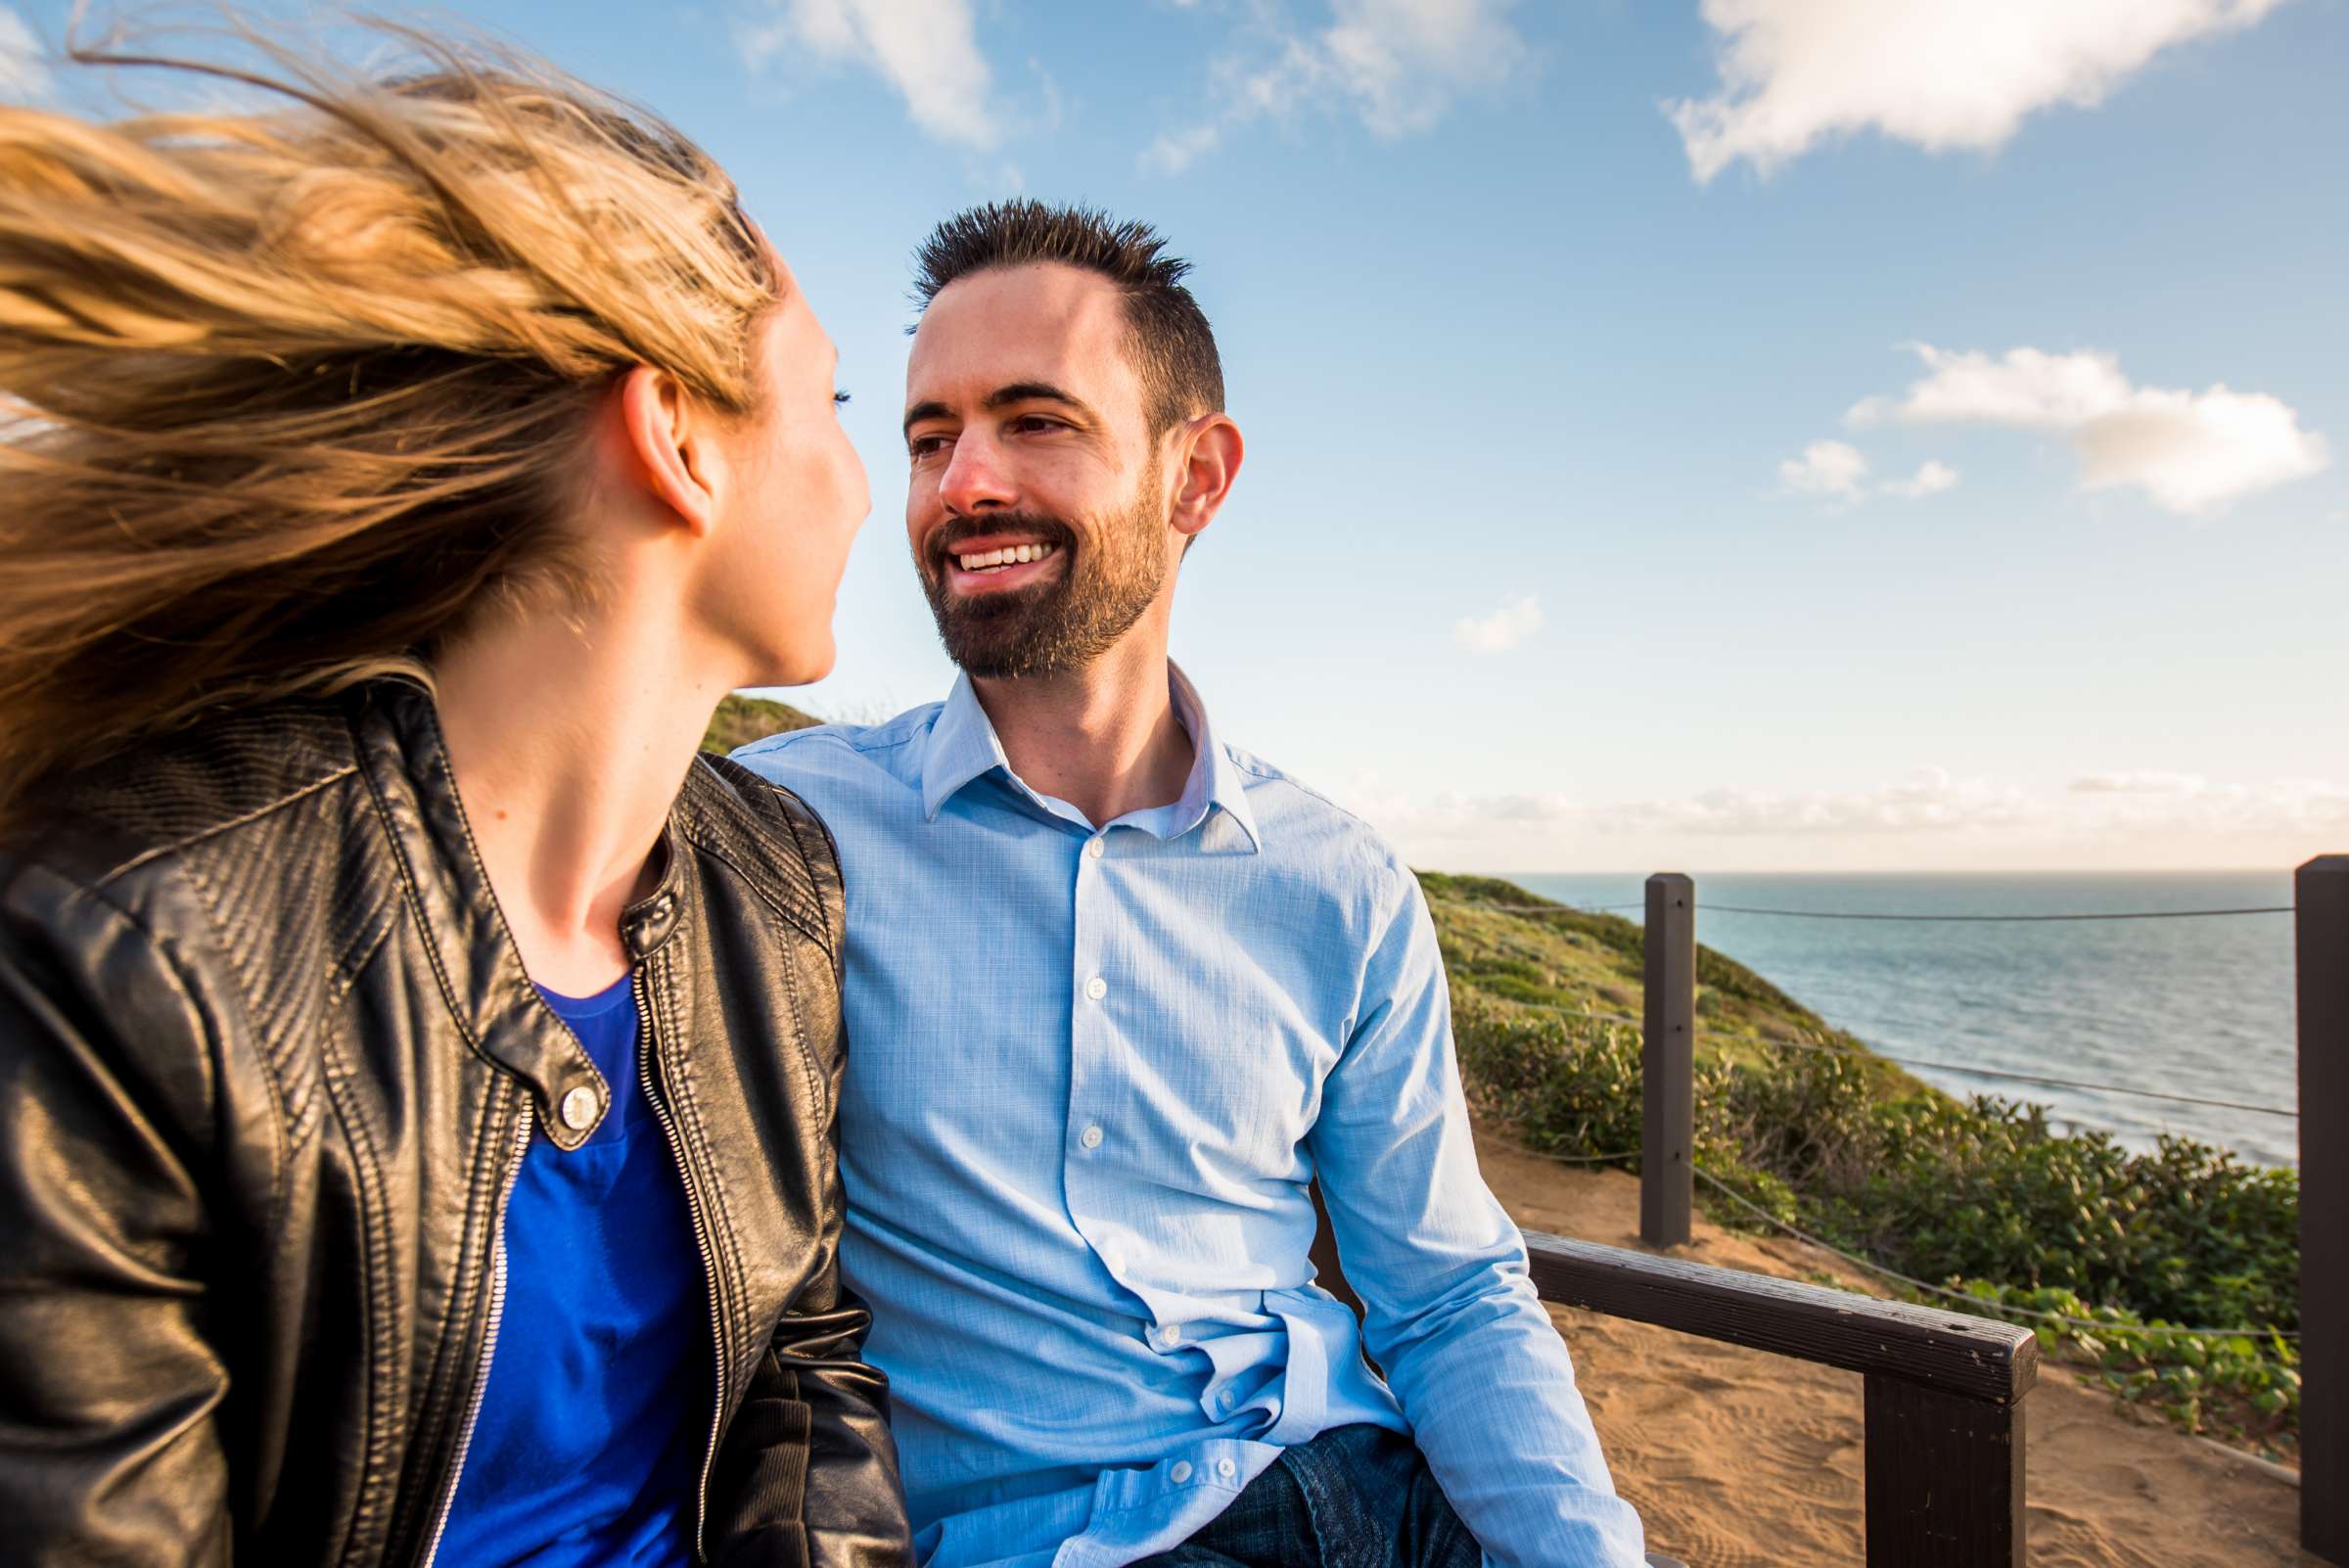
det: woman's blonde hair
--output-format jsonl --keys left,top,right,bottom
{"left": 0, "top": 18, "right": 775, "bottom": 822}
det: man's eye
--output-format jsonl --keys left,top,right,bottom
{"left": 908, "top": 436, "right": 947, "bottom": 459}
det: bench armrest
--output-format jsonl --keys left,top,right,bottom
{"left": 1521, "top": 1229, "right": 2038, "bottom": 1406}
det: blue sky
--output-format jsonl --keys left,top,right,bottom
{"left": 8, "top": 0, "right": 2345, "bottom": 871}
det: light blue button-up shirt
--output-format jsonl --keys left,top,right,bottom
{"left": 733, "top": 668, "right": 1643, "bottom": 1568}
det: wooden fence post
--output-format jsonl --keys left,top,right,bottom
{"left": 1641, "top": 872, "right": 1695, "bottom": 1248}
{"left": 2301, "top": 854, "right": 2346, "bottom": 1564}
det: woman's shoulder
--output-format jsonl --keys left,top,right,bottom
{"left": 675, "top": 751, "right": 845, "bottom": 951}
{"left": 5, "top": 699, "right": 362, "bottom": 899}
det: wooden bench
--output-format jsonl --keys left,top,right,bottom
{"left": 1309, "top": 1201, "right": 2039, "bottom": 1567}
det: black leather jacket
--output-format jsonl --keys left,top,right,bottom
{"left": 0, "top": 683, "right": 913, "bottom": 1567}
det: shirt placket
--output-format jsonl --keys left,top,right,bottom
{"left": 1067, "top": 827, "right": 1119, "bottom": 1279}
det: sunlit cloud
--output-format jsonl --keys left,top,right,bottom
{"left": 1602, "top": 768, "right": 2040, "bottom": 837}
{"left": 1145, "top": 0, "right": 1528, "bottom": 174}
{"left": 1779, "top": 438, "right": 1867, "bottom": 498}
{"left": 1881, "top": 459, "right": 1959, "bottom": 499}
{"left": 1453, "top": 593, "right": 1542, "bottom": 654}
{"left": 744, "top": 0, "right": 1001, "bottom": 150}
{"left": 2071, "top": 770, "right": 2210, "bottom": 794}
{"left": 1778, "top": 441, "right": 1958, "bottom": 502}
{"left": 1353, "top": 767, "right": 2349, "bottom": 853}
{"left": 1849, "top": 344, "right": 2329, "bottom": 514}
{"left": 1667, "top": 0, "right": 2291, "bottom": 183}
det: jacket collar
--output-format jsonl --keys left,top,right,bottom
{"left": 356, "top": 681, "right": 684, "bottom": 1150}
{"left": 919, "top": 662, "right": 1261, "bottom": 852}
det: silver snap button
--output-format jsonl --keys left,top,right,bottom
{"left": 559, "top": 1086, "right": 599, "bottom": 1131}
{"left": 1083, "top": 975, "right": 1108, "bottom": 1001}
{"left": 1170, "top": 1460, "right": 1193, "bottom": 1484}
{"left": 1085, "top": 836, "right": 1105, "bottom": 859}
{"left": 1080, "top": 1125, "right": 1104, "bottom": 1150}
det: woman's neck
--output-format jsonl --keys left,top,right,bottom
{"left": 433, "top": 595, "right": 739, "bottom": 996}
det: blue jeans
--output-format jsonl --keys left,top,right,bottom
{"left": 1130, "top": 1424, "right": 1482, "bottom": 1568}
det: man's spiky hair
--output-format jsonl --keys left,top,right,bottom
{"left": 912, "top": 201, "right": 1224, "bottom": 434}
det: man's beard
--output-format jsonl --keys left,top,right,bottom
{"left": 917, "top": 470, "right": 1169, "bottom": 680}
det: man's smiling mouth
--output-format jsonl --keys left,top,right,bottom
{"left": 955, "top": 541, "right": 1060, "bottom": 575}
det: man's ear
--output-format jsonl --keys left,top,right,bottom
{"left": 1169, "top": 414, "right": 1244, "bottom": 542}
{"left": 613, "top": 364, "right": 719, "bottom": 536}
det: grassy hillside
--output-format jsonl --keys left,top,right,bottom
{"left": 701, "top": 692, "right": 821, "bottom": 756}
{"left": 1418, "top": 869, "right": 1909, "bottom": 1081}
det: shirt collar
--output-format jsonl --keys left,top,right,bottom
{"left": 920, "top": 670, "right": 1013, "bottom": 823}
{"left": 918, "top": 663, "right": 1262, "bottom": 853}
{"left": 1165, "top": 662, "right": 1262, "bottom": 853}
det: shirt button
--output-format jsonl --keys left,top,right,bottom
{"left": 1080, "top": 1125, "right": 1104, "bottom": 1150}
{"left": 1170, "top": 1461, "right": 1193, "bottom": 1485}
{"left": 1085, "top": 836, "right": 1106, "bottom": 859}
{"left": 1216, "top": 1457, "right": 1237, "bottom": 1480}
{"left": 1083, "top": 976, "right": 1108, "bottom": 1002}
{"left": 1152, "top": 1322, "right": 1183, "bottom": 1348}
{"left": 559, "top": 1086, "right": 599, "bottom": 1131}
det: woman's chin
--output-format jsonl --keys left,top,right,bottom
{"left": 753, "top": 641, "right": 835, "bottom": 691}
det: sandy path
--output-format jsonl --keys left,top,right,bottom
{"left": 1471, "top": 1130, "right": 2318, "bottom": 1568}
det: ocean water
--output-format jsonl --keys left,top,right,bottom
{"left": 1507, "top": 871, "right": 2300, "bottom": 1169}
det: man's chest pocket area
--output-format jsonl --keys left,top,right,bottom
{"left": 1106, "top": 989, "right": 1342, "bottom": 1189}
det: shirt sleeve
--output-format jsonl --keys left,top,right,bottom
{"left": 1306, "top": 869, "right": 1648, "bottom": 1568}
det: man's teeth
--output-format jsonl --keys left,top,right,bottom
{"left": 955, "top": 542, "right": 1057, "bottom": 573}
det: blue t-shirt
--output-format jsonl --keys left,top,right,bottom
{"left": 434, "top": 972, "right": 705, "bottom": 1568}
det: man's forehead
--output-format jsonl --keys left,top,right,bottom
{"left": 905, "top": 262, "right": 1138, "bottom": 404}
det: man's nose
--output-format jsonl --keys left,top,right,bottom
{"left": 938, "top": 432, "right": 1017, "bottom": 516}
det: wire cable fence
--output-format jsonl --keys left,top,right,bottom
{"left": 1485, "top": 1134, "right": 1641, "bottom": 1168}
{"left": 1429, "top": 896, "right": 2292, "bottom": 923}
{"left": 1430, "top": 898, "right": 1646, "bottom": 917}
{"left": 1683, "top": 1167, "right": 2300, "bottom": 1344}
{"left": 1726, "top": 1032, "right": 2299, "bottom": 1120}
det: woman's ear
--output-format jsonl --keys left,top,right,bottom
{"left": 612, "top": 365, "right": 720, "bottom": 536}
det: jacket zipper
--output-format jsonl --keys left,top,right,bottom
{"left": 418, "top": 1105, "right": 534, "bottom": 1568}
{"left": 635, "top": 968, "right": 727, "bottom": 1562}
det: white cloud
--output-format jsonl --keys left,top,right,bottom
{"left": 1453, "top": 593, "right": 1542, "bottom": 654}
{"left": 2063, "top": 773, "right": 2349, "bottom": 836}
{"left": 1666, "top": 0, "right": 2290, "bottom": 183}
{"left": 1882, "top": 458, "right": 1959, "bottom": 499}
{"left": 2070, "top": 769, "right": 2209, "bottom": 794}
{"left": 1350, "top": 763, "right": 2349, "bottom": 865}
{"left": 2, "top": 6, "right": 48, "bottom": 100}
{"left": 1780, "top": 440, "right": 1958, "bottom": 503}
{"left": 1602, "top": 768, "right": 2041, "bottom": 837}
{"left": 1145, "top": 0, "right": 1527, "bottom": 174}
{"left": 1850, "top": 344, "right": 2329, "bottom": 514}
{"left": 1779, "top": 438, "right": 1868, "bottom": 497}
{"left": 745, "top": 0, "right": 1000, "bottom": 151}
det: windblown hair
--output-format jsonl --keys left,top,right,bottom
{"left": 0, "top": 19, "right": 775, "bottom": 827}
{"left": 911, "top": 201, "right": 1223, "bottom": 435}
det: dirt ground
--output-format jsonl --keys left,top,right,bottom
{"left": 1471, "top": 1129, "right": 2319, "bottom": 1568}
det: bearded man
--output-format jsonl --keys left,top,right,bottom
{"left": 733, "top": 203, "right": 1647, "bottom": 1568}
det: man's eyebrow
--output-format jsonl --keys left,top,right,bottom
{"left": 982, "top": 381, "right": 1090, "bottom": 418}
{"left": 902, "top": 382, "right": 1097, "bottom": 438}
